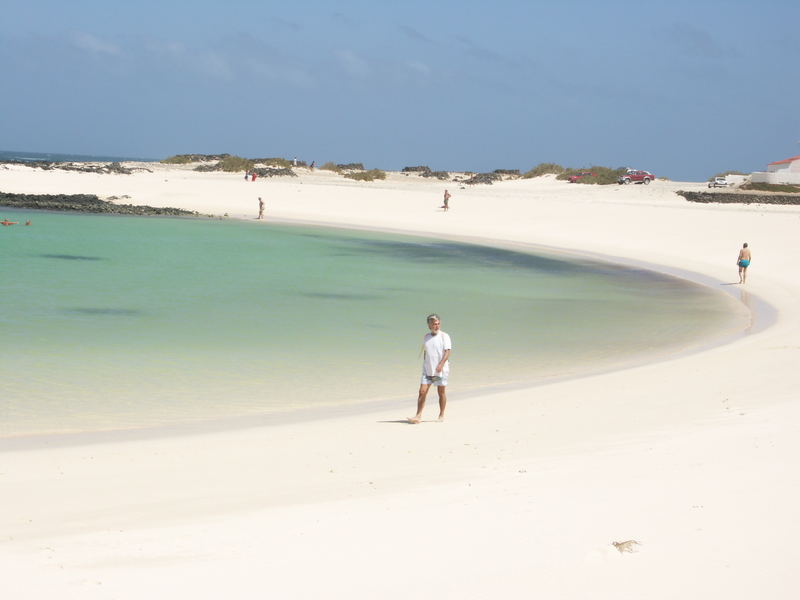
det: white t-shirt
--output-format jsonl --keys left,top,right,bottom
{"left": 422, "top": 331, "right": 452, "bottom": 377}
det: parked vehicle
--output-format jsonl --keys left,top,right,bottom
{"left": 708, "top": 176, "right": 730, "bottom": 188}
{"left": 567, "top": 172, "right": 595, "bottom": 183}
{"left": 618, "top": 170, "right": 654, "bottom": 185}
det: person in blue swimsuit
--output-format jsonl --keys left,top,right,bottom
{"left": 737, "top": 242, "right": 751, "bottom": 284}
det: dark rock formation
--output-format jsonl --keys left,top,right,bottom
{"left": 193, "top": 162, "right": 296, "bottom": 177}
{"left": 463, "top": 172, "right": 503, "bottom": 185}
{"left": 402, "top": 166, "right": 450, "bottom": 180}
{"left": 677, "top": 191, "right": 800, "bottom": 206}
{"left": 0, "top": 191, "right": 199, "bottom": 216}
{"left": 0, "top": 160, "right": 145, "bottom": 174}
{"left": 162, "top": 154, "right": 231, "bottom": 163}
{"left": 251, "top": 167, "right": 297, "bottom": 178}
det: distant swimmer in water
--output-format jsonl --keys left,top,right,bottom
{"left": 25, "top": 220, "right": 31, "bottom": 226}
{"left": 737, "top": 242, "right": 752, "bottom": 284}
{"left": 1, "top": 218, "right": 18, "bottom": 226}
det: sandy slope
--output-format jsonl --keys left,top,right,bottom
{"left": 2, "top": 165, "right": 799, "bottom": 599}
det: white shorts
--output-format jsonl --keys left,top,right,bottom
{"left": 421, "top": 373, "right": 448, "bottom": 387}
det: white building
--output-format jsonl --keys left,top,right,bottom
{"left": 751, "top": 155, "right": 800, "bottom": 185}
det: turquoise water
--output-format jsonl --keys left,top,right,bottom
{"left": 0, "top": 210, "right": 746, "bottom": 436}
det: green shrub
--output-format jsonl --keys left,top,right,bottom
{"left": 162, "top": 155, "right": 194, "bottom": 164}
{"left": 193, "top": 163, "right": 219, "bottom": 172}
{"left": 740, "top": 182, "right": 800, "bottom": 193}
{"left": 522, "top": 163, "right": 564, "bottom": 178}
{"left": 337, "top": 163, "right": 365, "bottom": 171}
{"left": 557, "top": 166, "right": 627, "bottom": 185}
{"left": 320, "top": 162, "right": 342, "bottom": 173}
{"left": 253, "top": 157, "right": 293, "bottom": 168}
{"left": 344, "top": 169, "right": 386, "bottom": 182}
{"left": 218, "top": 155, "right": 254, "bottom": 172}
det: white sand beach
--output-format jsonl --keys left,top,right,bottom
{"left": 2, "top": 164, "right": 800, "bottom": 599}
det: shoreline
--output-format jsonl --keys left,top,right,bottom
{"left": 3, "top": 164, "right": 800, "bottom": 598}
{"left": 0, "top": 215, "right": 757, "bottom": 451}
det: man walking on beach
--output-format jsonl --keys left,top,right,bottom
{"left": 409, "top": 314, "right": 452, "bottom": 424}
{"left": 737, "top": 242, "right": 751, "bottom": 284}
{"left": 442, "top": 189, "right": 451, "bottom": 211}
{"left": 258, "top": 197, "right": 265, "bottom": 220}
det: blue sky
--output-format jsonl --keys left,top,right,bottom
{"left": 1, "top": 0, "right": 798, "bottom": 181}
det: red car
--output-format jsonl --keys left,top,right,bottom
{"left": 618, "top": 170, "right": 654, "bottom": 185}
{"left": 567, "top": 171, "right": 595, "bottom": 183}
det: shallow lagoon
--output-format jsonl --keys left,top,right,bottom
{"left": 0, "top": 211, "right": 746, "bottom": 436}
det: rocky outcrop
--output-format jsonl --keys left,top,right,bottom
{"left": 0, "top": 191, "right": 199, "bottom": 216}
{"left": 0, "top": 160, "right": 144, "bottom": 174}
{"left": 463, "top": 172, "right": 503, "bottom": 185}
{"left": 252, "top": 167, "right": 297, "bottom": 178}
{"left": 422, "top": 170, "right": 450, "bottom": 180}
{"left": 402, "top": 166, "right": 450, "bottom": 180}
{"left": 677, "top": 191, "right": 800, "bottom": 205}
{"left": 162, "top": 154, "right": 231, "bottom": 163}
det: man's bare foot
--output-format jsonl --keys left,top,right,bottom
{"left": 407, "top": 417, "right": 421, "bottom": 424}
{"left": 436, "top": 415, "right": 445, "bottom": 422}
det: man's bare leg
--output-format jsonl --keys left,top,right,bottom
{"left": 408, "top": 384, "right": 430, "bottom": 424}
{"left": 436, "top": 386, "right": 447, "bottom": 421}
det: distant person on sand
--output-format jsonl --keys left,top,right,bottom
{"left": 244, "top": 171, "right": 249, "bottom": 181}
{"left": 408, "top": 314, "right": 452, "bottom": 424}
{"left": 737, "top": 242, "right": 752, "bottom": 284}
{"left": 258, "top": 197, "right": 265, "bottom": 220}
{"left": 251, "top": 172, "right": 257, "bottom": 182}
{"left": 442, "top": 189, "right": 451, "bottom": 211}
{"left": 309, "top": 161, "right": 315, "bottom": 170}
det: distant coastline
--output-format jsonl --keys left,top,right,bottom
{"left": 0, "top": 149, "right": 158, "bottom": 164}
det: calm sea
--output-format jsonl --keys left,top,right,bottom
{"left": 0, "top": 149, "right": 157, "bottom": 163}
{"left": 0, "top": 210, "right": 747, "bottom": 437}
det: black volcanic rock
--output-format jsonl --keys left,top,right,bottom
{"left": 0, "top": 191, "right": 199, "bottom": 216}
{"left": 677, "top": 191, "right": 800, "bottom": 205}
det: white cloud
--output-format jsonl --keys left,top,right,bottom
{"left": 337, "top": 49, "right": 370, "bottom": 78}
{"left": 71, "top": 32, "right": 120, "bottom": 56}
{"left": 248, "top": 59, "right": 315, "bottom": 88}
{"left": 198, "top": 52, "right": 234, "bottom": 80}
{"left": 405, "top": 61, "right": 432, "bottom": 77}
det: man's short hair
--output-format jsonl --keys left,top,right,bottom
{"left": 427, "top": 313, "right": 440, "bottom": 323}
